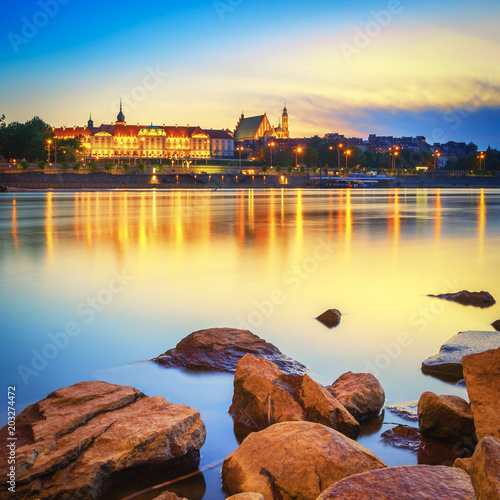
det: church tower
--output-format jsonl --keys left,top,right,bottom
{"left": 87, "top": 113, "right": 94, "bottom": 128}
{"left": 116, "top": 99, "right": 126, "bottom": 125}
{"left": 282, "top": 104, "right": 289, "bottom": 138}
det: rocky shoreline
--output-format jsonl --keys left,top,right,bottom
{"left": 2, "top": 325, "right": 499, "bottom": 499}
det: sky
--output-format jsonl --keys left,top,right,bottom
{"left": 1, "top": 0, "right": 500, "bottom": 149}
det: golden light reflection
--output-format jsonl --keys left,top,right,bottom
{"left": 12, "top": 199, "right": 18, "bottom": 253}
{"left": 45, "top": 192, "right": 56, "bottom": 262}
{"left": 295, "top": 190, "right": 304, "bottom": 253}
{"left": 344, "top": 189, "right": 352, "bottom": 259}
{"left": 248, "top": 190, "right": 255, "bottom": 233}
{"left": 392, "top": 191, "right": 401, "bottom": 256}
{"left": 478, "top": 189, "right": 486, "bottom": 262}
{"left": 434, "top": 190, "right": 442, "bottom": 246}
{"left": 139, "top": 192, "right": 147, "bottom": 248}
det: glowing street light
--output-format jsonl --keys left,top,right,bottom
{"left": 269, "top": 141, "right": 275, "bottom": 168}
{"left": 295, "top": 146, "right": 302, "bottom": 169}
{"left": 46, "top": 139, "right": 52, "bottom": 163}
{"left": 433, "top": 149, "right": 441, "bottom": 170}
{"left": 345, "top": 149, "right": 352, "bottom": 169}
{"left": 236, "top": 146, "right": 244, "bottom": 168}
{"left": 477, "top": 151, "right": 485, "bottom": 170}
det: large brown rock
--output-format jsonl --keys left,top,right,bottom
{"left": 428, "top": 290, "right": 495, "bottom": 308}
{"left": 228, "top": 354, "right": 360, "bottom": 439}
{"left": 462, "top": 348, "right": 500, "bottom": 441}
{"left": 316, "top": 309, "right": 342, "bottom": 328}
{"left": 317, "top": 465, "right": 477, "bottom": 499}
{"left": 0, "top": 382, "right": 206, "bottom": 499}
{"left": 491, "top": 320, "right": 500, "bottom": 331}
{"left": 153, "top": 328, "right": 307, "bottom": 375}
{"left": 226, "top": 494, "right": 264, "bottom": 500}
{"left": 468, "top": 437, "right": 500, "bottom": 499}
{"left": 421, "top": 331, "right": 500, "bottom": 380}
{"left": 153, "top": 493, "right": 188, "bottom": 500}
{"left": 326, "top": 372, "right": 385, "bottom": 420}
{"left": 418, "top": 391, "right": 476, "bottom": 443}
{"left": 222, "top": 421, "right": 386, "bottom": 500}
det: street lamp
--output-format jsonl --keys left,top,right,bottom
{"left": 295, "top": 147, "right": 302, "bottom": 169}
{"left": 46, "top": 139, "right": 52, "bottom": 163}
{"left": 345, "top": 149, "right": 352, "bottom": 169}
{"left": 477, "top": 151, "right": 485, "bottom": 171}
{"left": 389, "top": 146, "right": 400, "bottom": 171}
{"left": 269, "top": 141, "right": 275, "bottom": 168}
{"left": 236, "top": 146, "right": 244, "bottom": 168}
{"left": 433, "top": 149, "right": 441, "bottom": 170}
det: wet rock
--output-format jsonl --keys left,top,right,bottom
{"left": 381, "top": 425, "right": 472, "bottom": 465}
{"left": 222, "top": 421, "right": 386, "bottom": 500}
{"left": 226, "top": 494, "right": 264, "bottom": 500}
{"left": 153, "top": 493, "right": 188, "bottom": 500}
{"left": 386, "top": 401, "right": 419, "bottom": 422}
{"left": 428, "top": 290, "right": 495, "bottom": 308}
{"left": 492, "top": 320, "right": 500, "bottom": 331}
{"left": 468, "top": 437, "right": 500, "bottom": 499}
{"left": 462, "top": 347, "right": 500, "bottom": 441}
{"left": 228, "top": 354, "right": 360, "bottom": 439}
{"left": 418, "top": 392, "right": 476, "bottom": 443}
{"left": 316, "top": 309, "right": 342, "bottom": 328}
{"left": 0, "top": 382, "right": 206, "bottom": 499}
{"left": 153, "top": 328, "right": 307, "bottom": 376}
{"left": 421, "top": 331, "right": 500, "bottom": 380}
{"left": 326, "top": 372, "right": 385, "bottom": 420}
{"left": 317, "top": 465, "right": 477, "bottom": 499}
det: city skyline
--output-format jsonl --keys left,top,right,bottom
{"left": 1, "top": 0, "right": 500, "bottom": 149}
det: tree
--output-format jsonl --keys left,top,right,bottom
{"left": 274, "top": 164, "right": 282, "bottom": 173}
{"left": 121, "top": 162, "right": 130, "bottom": 174}
{"left": 137, "top": 162, "right": 146, "bottom": 172}
{"left": 72, "top": 162, "right": 82, "bottom": 173}
{"left": 299, "top": 165, "right": 305, "bottom": 173}
{"left": 104, "top": 161, "right": 114, "bottom": 173}
{"left": 261, "top": 165, "right": 269, "bottom": 173}
{"left": 19, "top": 160, "right": 29, "bottom": 171}
{"left": 59, "top": 162, "right": 69, "bottom": 173}
{"left": 88, "top": 160, "right": 97, "bottom": 173}
{"left": 303, "top": 146, "right": 320, "bottom": 171}
{"left": 287, "top": 165, "right": 293, "bottom": 174}
{"left": 37, "top": 160, "right": 47, "bottom": 172}
{"left": 155, "top": 164, "right": 163, "bottom": 173}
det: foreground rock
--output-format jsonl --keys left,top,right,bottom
{"left": 153, "top": 493, "right": 188, "bottom": 500}
{"left": 153, "top": 328, "right": 307, "bottom": 376}
{"left": 317, "top": 465, "right": 477, "bottom": 499}
{"left": 421, "top": 331, "right": 500, "bottom": 380}
{"left": 222, "top": 421, "right": 386, "bottom": 500}
{"left": 468, "top": 437, "right": 500, "bottom": 499}
{"left": 492, "top": 320, "right": 500, "bottom": 331}
{"left": 428, "top": 290, "right": 495, "bottom": 308}
{"left": 418, "top": 392, "right": 476, "bottom": 443}
{"left": 381, "top": 425, "right": 472, "bottom": 465}
{"left": 0, "top": 382, "right": 206, "bottom": 499}
{"left": 229, "top": 354, "right": 360, "bottom": 439}
{"left": 326, "top": 372, "right": 385, "bottom": 420}
{"left": 316, "top": 309, "right": 342, "bottom": 328}
{"left": 386, "top": 401, "right": 419, "bottom": 421}
{"left": 226, "top": 494, "right": 264, "bottom": 500}
{"left": 462, "top": 347, "right": 500, "bottom": 441}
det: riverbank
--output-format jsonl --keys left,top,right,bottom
{"left": 1, "top": 172, "right": 499, "bottom": 190}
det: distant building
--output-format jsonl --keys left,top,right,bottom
{"left": 234, "top": 105, "right": 290, "bottom": 141}
{"left": 52, "top": 102, "right": 234, "bottom": 160}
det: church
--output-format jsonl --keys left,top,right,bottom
{"left": 52, "top": 103, "right": 235, "bottom": 161}
{"left": 234, "top": 105, "right": 290, "bottom": 141}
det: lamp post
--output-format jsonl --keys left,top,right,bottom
{"left": 236, "top": 146, "right": 244, "bottom": 168}
{"left": 269, "top": 141, "right": 275, "bottom": 168}
{"left": 295, "top": 147, "right": 302, "bottom": 169}
{"left": 345, "top": 149, "right": 352, "bottom": 169}
{"left": 46, "top": 139, "right": 52, "bottom": 163}
{"left": 337, "top": 143, "right": 344, "bottom": 170}
{"left": 433, "top": 149, "right": 441, "bottom": 170}
{"left": 477, "top": 151, "right": 485, "bottom": 171}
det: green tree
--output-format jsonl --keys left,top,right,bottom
{"left": 261, "top": 165, "right": 269, "bottom": 173}
{"left": 303, "top": 146, "right": 320, "bottom": 171}
{"left": 121, "top": 162, "right": 130, "bottom": 174}
{"left": 104, "top": 161, "right": 115, "bottom": 173}
{"left": 137, "top": 162, "right": 146, "bottom": 172}
{"left": 274, "top": 164, "right": 282, "bottom": 173}
{"left": 72, "top": 162, "right": 82, "bottom": 173}
{"left": 59, "top": 162, "right": 69, "bottom": 173}
{"left": 37, "top": 160, "right": 47, "bottom": 172}
{"left": 299, "top": 165, "right": 305, "bottom": 174}
{"left": 19, "top": 160, "right": 29, "bottom": 171}
{"left": 287, "top": 164, "right": 293, "bottom": 174}
{"left": 88, "top": 160, "right": 97, "bottom": 173}
{"left": 155, "top": 163, "right": 163, "bottom": 173}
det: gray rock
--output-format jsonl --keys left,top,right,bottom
{"left": 153, "top": 327, "right": 307, "bottom": 376}
{"left": 421, "top": 331, "right": 500, "bottom": 380}
{"left": 428, "top": 290, "right": 495, "bottom": 308}
{"left": 0, "top": 382, "right": 206, "bottom": 499}
{"left": 386, "top": 401, "right": 419, "bottom": 422}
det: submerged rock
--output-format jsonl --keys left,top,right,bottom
{"left": 153, "top": 327, "right": 307, "bottom": 376}
{"left": 462, "top": 347, "right": 500, "bottom": 441}
{"left": 421, "top": 331, "right": 500, "bottom": 380}
{"left": 428, "top": 290, "right": 495, "bottom": 308}
{"left": 0, "top": 382, "right": 206, "bottom": 499}
{"left": 222, "top": 421, "right": 386, "bottom": 500}
{"left": 492, "top": 320, "right": 500, "bottom": 331}
{"left": 386, "top": 401, "right": 419, "bottom": 422}
{"left": 317, "top": 465, "right": 477, "bottom": 499}
{"left": 326, "top": 372, "right": 385, "bottom": 420}
{"left": 381, "top": 425, "right": 473, "bottom": 465}
{"left": 229, "top": 354, "right": 360, "bottom": 439}
{"left": 418, "top": 392, "right": 476, "bottom": 443}
{"left": 468, "top": 437, "right": 500, "bottom": 499}
{"left": 316, "top": 309, "right": 342, "bottom": 328}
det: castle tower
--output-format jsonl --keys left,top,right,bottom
{"left": 116, "top": 99, "right": 126, "bottom": 125}
{"left": 282, "top": 104, "right": 289, "bottom": 138}
{"left": 87, "top": 113, "right": 94, "bottom": 128}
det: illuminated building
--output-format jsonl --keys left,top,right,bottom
{"left": 234, "top": 105, "right": 290, "bottom": 141}
{"left": 52, "top": 102, "right": 234, "bottom": 160}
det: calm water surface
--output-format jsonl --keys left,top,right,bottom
{"left": 1, "top": 188, "right": 499, "bottom": 498}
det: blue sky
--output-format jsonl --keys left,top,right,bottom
{"left": 1, "top": 0, "right": 499, "bottom": 148}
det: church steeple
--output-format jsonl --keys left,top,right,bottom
{"left": 282, "top": 103, "right": 289, "bottom": 138}
{"left": 87, "top": 113, "right": 94, "bottom": 128}
{"left": 116, "top": 99, "right": 126, "bottom": 124}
